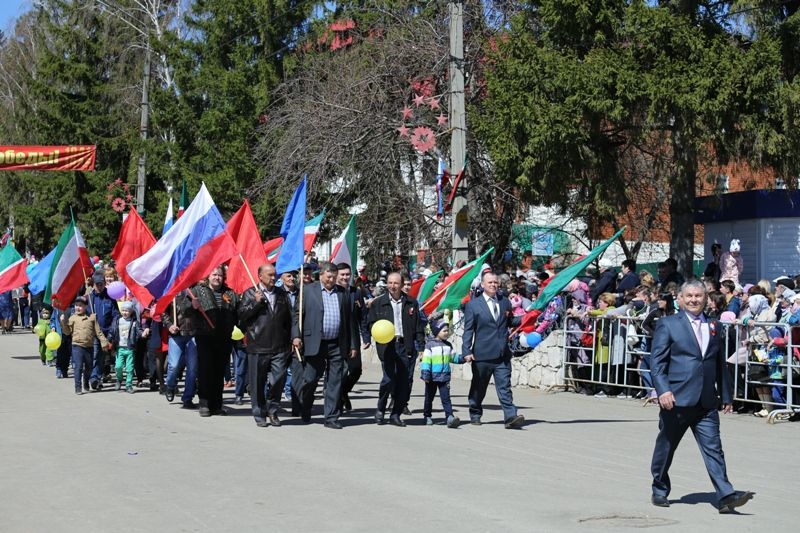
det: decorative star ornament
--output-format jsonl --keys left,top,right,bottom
{"left": 436, "top": 113, "right": 448, "bottom": 126}
{"left": 398, "top": 124, "right": 410, "bottom": 137}
{"left": 410, "top": 126, "right": 436, "bottom": 153}
{"left": 401, "top": 106, "right": 413, "bottom": 120}
{"left": 413, "top": 93, "right": 425, "bottom": 107}
{"left": 428, "top": 98, "right": 440, "bottom": 110}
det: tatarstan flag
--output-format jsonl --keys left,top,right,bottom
{"left": 330, "top": 215, "right": 357, "bottom": 268}
{"left": 45, "top": 219, "right": 93, "bottom": 310}
{"left": 421, "top": 248, "right": 493, "bottom": 314}
{"left": 0, "top": 244, "right": 29, "bottom": 293}
{"left": 416, "top": 270, "right": 444, "bottom": 303}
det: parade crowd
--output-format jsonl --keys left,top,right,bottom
{"left": 4, "top": 237, "right": 798, "bottom": 426}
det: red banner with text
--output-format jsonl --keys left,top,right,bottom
{"left": 0, "top": 145, "right": 96, "bottom": 171}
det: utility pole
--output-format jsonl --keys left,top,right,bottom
{"left": 448, "top": 1, "right": 469, "bottom": 265}
{"left": 136, "top": 41, "right": 151, "bottom": 215}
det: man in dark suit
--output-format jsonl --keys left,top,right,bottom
{"left": 650, "top": 280, "right": 753, "bottom": 513}
{"left": 462, "top": 271, "right": 524, "bottom": 429}
{"left": 291, "top": 262, "right": 358, "bottom": 429}
{"left": 336, "top": 263, "right": 370, "bottom": 412}
{"left": 238, "top": 263, "right": 295, "bottom": 428}
{"left": 367, "top": 272, "right": 425, "bottom": 426}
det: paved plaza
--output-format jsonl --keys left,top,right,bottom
{"left": 0, "top": 330, "right": 796, "bottom": 532}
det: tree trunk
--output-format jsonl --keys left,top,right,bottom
{"left": 669, "top": 118, "right": 697, "bottom": 279}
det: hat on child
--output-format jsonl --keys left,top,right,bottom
{"left": 92, "top": 272, "right": 105, "bottom": 284}
{"left": 429, "top": 319, "right": 447, "bottom": 337}
{"left": 120, "top": 301, "right": 134, "bottom": 312}
{"left": 729, "top": 239, "right": 741, "bottom": 252}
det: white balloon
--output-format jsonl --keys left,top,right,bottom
{"left": 518, "top": 334, "right": 529, "bottom": 348}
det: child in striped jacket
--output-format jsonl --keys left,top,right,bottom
{"left": 420, "top": 320, "right": 462, "bottom": 428}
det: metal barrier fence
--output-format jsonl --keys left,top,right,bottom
{"left": 560, "top": 314, "right": 799, "bottom": 424}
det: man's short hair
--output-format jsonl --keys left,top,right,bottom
{"left": 720, "top": 279, "right": 736, "bottom": 293}
{"left": 665, "top": 258, "right": 678, "bottom": 270}
{"left": 680, "top": 279, "right": 707, "bottom": 295}
{"left": 622, "top": 259, "right": 636, "bottom": 272}
{"left": 336, "top": 262, "right": 352, "bottom": 272}
{"left": 481, "top": 270, "right": 497, "bottom": 281}
{"left": 317, "top": 261, "right": 338, "bottom": 274}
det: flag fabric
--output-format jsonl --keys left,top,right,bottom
{"left": 0, "top": 229, "right": 10, "bottom": 247}
{"left": 45, "top": 219, "right": 93, "bottom": 310}
{"left": 276, "top": 178, "right": 307, "bottom": 274}
{"left": 444, "top": 168, "right": 465, "bottom": 213}
{"left": 436, "top": 158, "right": 446, "bottom": 219}
{"left": 0, "top": 244, "right": 29, "bottom": 293}
{"left": 177, "top": 179, "right": 187, "bottom": 218}
{"left": 515, "top": 309, "right": 543, "bottom": 334}
{"left": 528, "top": 227, "right": 626, "bottom": 311}
{"left": 420, "top": 249, "right": 492, "bottom": 315}
{"left": 304, "top": 210, "right": 325, "bottom": 251}
{"left": 111, "top": 208, "right": 157, "bottom": 307}
{"left": 226, "top": 199, "right": 263, "bottom": 293}
{"left": 330, "top": 215, "right": 357, "bottom": 268}
{"left": 408, "top": 276, "right": 426, "bottom": 299}
{"left": 126, "top": 182, "right": 238, "bottom": 315}
{"left": 436, "top": 248, "right": 493, "bottom": 311}
{"left": 264, "top": 237, "right": 283, "bottom": 263}
{"left": 162, "top": 197, "right": 174, "bottom": 235}
{"left": 27, "top": 246, "right": 57, "bottom": 295}
{"left": 417, "top": 270, "right": 443, "bottom": 303}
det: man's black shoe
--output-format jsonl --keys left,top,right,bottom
{"left": 268, "top": 414, "right": 281, "bottom": 427}
{"left": 301, "top": 414, "right": 311, "bottom": 424}
{"left": 403, "top": 406, "right": 412, "bottom": 416}
{"left": 165, "top": 389, "right": 175, "bottom": 402}
{"left": 718, "top": 491, "right": 754, "bottom": 514}
{"left": 389, "top": 415, "right": 406, "bottom": 427}
{"left": 211, "top": 408, "right": 228, "bottom": 416}
{"left": 504, "top": 414, "right": 525, "bottom": 429}
{"left": 181, "top": 400, "right": 198, "bottom": 410}
{"left": 324, "top": 420, "right": 343, "bottom": 430}
{"left": 651, "top": 495, "right": 670, "bottom": 508}
{"left": 374, "top": 410, "right": 385, "bottom": 425}
{"left": 90, "top": 380, "right": 99, "bottom": 391}
{"left": 342, "top": 395, "right": 352, "bottom": 413}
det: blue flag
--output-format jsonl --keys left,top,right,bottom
{"left": 276, "top": 177, "right": 307, "bottom": 275}
{"left": 27, "top": 246, "right": 57, "bottom": 295}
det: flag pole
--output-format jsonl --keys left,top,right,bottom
{"left": 295, "top": 264, "right": 304, "bottom": 362}
{"left": 186, "top": 288, "right": 215, "bottom": 329}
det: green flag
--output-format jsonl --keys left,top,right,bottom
{"left": 528, "top": 227, "right": 626, "bottom": 311}
{"left": 436, "top": 248, "right": 494, "bottom": 311}
{"left": 417, "top": 270, "right": 444, "bottom": 303}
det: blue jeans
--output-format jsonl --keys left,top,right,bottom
{"left": 90, "top": 336, "right": 111, "bottom": 383}
{"left": 639, "top": 352, "right": 654, "bottom": 391}
{"left": 72, "top": 345, "right": 92, "bottom": 392}
{"left": 233, "top": 345, "right": 248, "bottom": 397}
{"left": 166, "top": 335, "right": 198, "bottom": 403}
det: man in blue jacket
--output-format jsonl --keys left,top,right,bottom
{"left": 461, "top": 271, "right": 524, "bottom": 429}
{"left": 89, "top": 272, "right": 118, "bottom": 390}
{"left": 649, "top": 280, "right": 753, "bottom": 513}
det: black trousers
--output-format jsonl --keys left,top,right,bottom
{"left": 290, "top": 339, "right": 343, "bottom": 422}
{"left": 377, "top": 340, "right": 414, "bottom": 416}
{"left": 341, "top": 350, "right": 362, "bottom": 400}
{"left": 249, "top": 351, "right": 289, "bottom": 419}
{"left": 147, "top": 349, "right": 166, "bottom": 389}
{"left": 196, "top": 335, "right": 232, "bottom": 411}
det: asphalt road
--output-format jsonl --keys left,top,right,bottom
{"left": 0, "top": 329, "right": 796, "bottom": 532}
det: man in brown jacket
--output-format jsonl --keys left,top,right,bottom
{"left": 60, "top": 297, "right": 110, "bottom": 395}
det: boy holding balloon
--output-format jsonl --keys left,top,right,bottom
{"left": 60, "top": 297, "right": 110, "bottom": 395}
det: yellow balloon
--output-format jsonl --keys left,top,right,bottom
{"left": 371, "top": 319, "right": 395, "bottom": 344}
{"left": 45, "top": 332, "right": 62, "bottom": 350}
{"left": 34, "top": 323, "right": 48, "bottom": 338}
{"left": 231, "top": 326, "right": 245, "bottom": 341}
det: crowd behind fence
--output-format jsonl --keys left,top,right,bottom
{"left": 560, "top": 315, "right": 799, "bottom": 424}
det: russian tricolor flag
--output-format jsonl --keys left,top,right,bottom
{"left": 126, "top": 183, "right": 237, "bottom": 315}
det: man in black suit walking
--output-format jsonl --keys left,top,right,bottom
{"left": 367, "top": 272, "right": 425, "bottom": 427}
{"left": 649, "top": 280, "right": 753, "bottom": 513}
{"left": 238, "top": 263, "right": 295, "bottom": 428}
{"left": 336, "top": 263, "right": 370, "bottom": 412}
{"left": 462, "top": 271, "right": 524, "bottom": 429}
{"left": 291, "top": 262, "right": 358, "bottom": 429}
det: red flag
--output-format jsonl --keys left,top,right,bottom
{"left": 226, "top": 199, "right": 264, "bottom": 293}
{"left": 111, "top": 209, "right": 157, "bottom": 307}
{"left": 444, "top": 168, "right": 465, "bottom": 212}
{"left": 408, "top": 276, "right": 425, "bottom": 299}
{"left": 516, "top": 309, "right": 542, "bottom": 334}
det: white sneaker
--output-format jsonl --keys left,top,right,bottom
{"left": 594, "top": 392, "right": 607, "bottom": 398}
